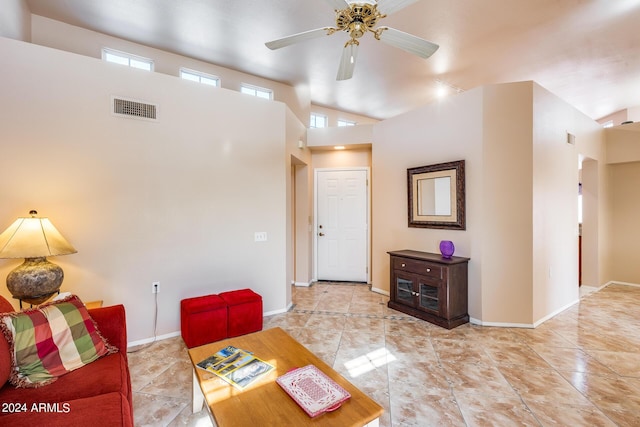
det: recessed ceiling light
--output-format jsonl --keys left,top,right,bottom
{"left": 334, "top": 146, "right": 346, "bottom": 150}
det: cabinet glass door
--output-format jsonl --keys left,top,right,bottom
{"left": 395, "top": 277, "right": 415, "bottom": 305}
{"left": 418, "top": 281, "right": 439, "bottom": 312}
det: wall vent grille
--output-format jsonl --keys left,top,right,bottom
{"left": 112, "top": 96, "right": 158, "bottom": 121}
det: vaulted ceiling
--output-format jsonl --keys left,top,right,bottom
{"left": 25, "top": 0, "right": 640, "bottom": 121}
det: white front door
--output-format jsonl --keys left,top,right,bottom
{"left": 316, "top": 169, "right": 368, "bottom": 282}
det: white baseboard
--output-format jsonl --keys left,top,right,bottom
{"left": 127, "top": 303, "right": 293, "bottom": 348}
{"left": 468, "top": 282, "right": 640, "bottom": 329}
{"left": 128, "top": 292, "right": 300, "bottom": 349}
{"left": 294, "top": 281, "right": 312, "bottom": 287}
{"left": 370, "top": 286, "right": 389, "bottom": 296}
{"left": 127, "top": 330, "right": 181, "bottom": 348}
{"left": 128, "top": 282, "right": 639, "bottom": 347}
{"left": 533, "top": 298, "right": 579, "bottom": 327}
{"left": 605, "top": 280, "right": 640, "bottom": 288}
{"left": 469, "top": 297, "right": 579, "bottom": 329}
{"left": 264, "top": 302, "right": 292, "bottom": 316}
{"left": 469, "top": 317, "right": 535, "bottom": 328}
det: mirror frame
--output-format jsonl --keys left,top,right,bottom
{"left": 408, "top": 160, "right": 466, "bottom": 230}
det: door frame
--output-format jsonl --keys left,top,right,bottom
{"left": 313, "top": 167, "right": 371, "bottom": 283}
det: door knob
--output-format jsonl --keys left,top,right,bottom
{"left": 319, "top": 232, "right": 325, "bottom": 236}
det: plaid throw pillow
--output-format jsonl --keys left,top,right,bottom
{"left": 0, "top": 294, "right": 117, "bottom": 388}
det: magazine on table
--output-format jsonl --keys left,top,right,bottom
{"left": 196, "top": 345, "right": 274, "bottom": 389}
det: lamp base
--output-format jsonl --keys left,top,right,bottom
{"left": 6, "top": 257, "right": 64, "bottom": 305}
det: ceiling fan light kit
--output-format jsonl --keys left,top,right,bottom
{"left": 265, "top": 0, "right": 438, "bottom": 80}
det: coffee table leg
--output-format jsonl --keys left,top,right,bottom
{"left": 192, "top": 369, "right": 205, "bottom": 413}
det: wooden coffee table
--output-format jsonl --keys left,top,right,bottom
{"left": 188, "top": 327, "right": 383, "bottom": 427}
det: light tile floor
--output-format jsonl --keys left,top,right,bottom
{"left": 129, "top": 283, "right": 640, "bottom": 426}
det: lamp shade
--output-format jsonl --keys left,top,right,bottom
{"left": 0, "top": 213, "right": 77, "bottom": 259}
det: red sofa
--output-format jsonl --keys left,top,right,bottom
{"left": 0, "top": 295, "right": 133, "bottom": 427}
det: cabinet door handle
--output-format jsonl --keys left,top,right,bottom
{"left": 401, "top": 263, "right": 406, "bottom": 267}
{"left": 426, "top": 268, "right": 431, "bottom": 272}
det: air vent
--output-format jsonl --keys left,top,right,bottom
{"left": 112, "top": 96, "right": 158, "bottom": 121}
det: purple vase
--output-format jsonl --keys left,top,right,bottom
{"left": 439, "top": 240, "right": 455, "bottom": 258}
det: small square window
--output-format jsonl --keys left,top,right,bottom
{"left": 337, "top": 119, "right": 356, "bottom": 127}
{"left": 310, "top": 113, "right": 328, "bottom": 128}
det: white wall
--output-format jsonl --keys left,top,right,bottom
{"left": 581, "top": 160, "right": 600, "bottom": 286}
{"left": 628, "top": 106, "right": 640, "bottom": 122}
{"left": 606, "top": 123, "right": 640, "bottom": 284}
{"left": 0, "top": 9, "right": 623, "bottom": 329}
{"left": 480, "top": 83, "right": 534, "bottom": 325}
{"left": 29, "top": 15, "right": 312, "bottom": 125}
{"left": 608, "top": 161, "right": 640, "bottom": 283}
{"left": 372, "top": 88, "right": 484, "bottom": 312}
{"left": 579, "top": 120, "right": 614, "bottom": 288}
{"left": 311, "top": 149, "right": 372, "bottom": 170}
{"left": 309, "top": 104, "right": 378, "bottom": 127}
{"left": 371, "top": 81, "right": 608, "bottom": 326}
{"left": 285, "top": 109, "right": 312, "bottom": 294}
{"left": 606, "top": 123, "right": 640, "bottom": 164}
{"left": 531, "top": 83, "right": 602, "bottom": 322}
{"left": 0, "top": 0, "right": 30, "bottom": 41}
{"left": 307, "top": 124, "right": 374, "bottom": 149}
{"left": 0, "top": 38, "right": 295, "bottom": 342}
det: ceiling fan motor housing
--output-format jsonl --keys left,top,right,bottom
{"left": 336, "top": 3, "right": 382, "bottom": 39}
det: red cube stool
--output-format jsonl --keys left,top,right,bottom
{"left": 218, "top": 289, "right": 263, "bottom": 337}
{"left": 180, "top": 294, "right": 228, "bottom": 348}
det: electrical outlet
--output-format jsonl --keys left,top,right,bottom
{"left": 254, "top": 232, "right": 267, "bottom": 242}
{"left": 152, "top": 281, "right": 160, "bottom": 294}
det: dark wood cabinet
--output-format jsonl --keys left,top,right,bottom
{"left": 388, "top": 250, "right": 470, "bottom": 329}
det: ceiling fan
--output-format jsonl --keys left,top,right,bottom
{"left": 265, "top": 0, "right": 438, "bottom": 80}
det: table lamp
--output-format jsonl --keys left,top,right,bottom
{"left": 0, "top": 210, "right": 77, "bottom": 305}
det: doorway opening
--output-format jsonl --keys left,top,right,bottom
{"left": 291, "top": 155, "right": 311, "bottom": 288}
{"left": 314, "top": 168, "right": 370, "bottom": 283}
{"left": 580, "top": 157, "right": 599, "bottom": 292}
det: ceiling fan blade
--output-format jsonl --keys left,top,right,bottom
{"left": 376, "top": 27, "right": 439, "bottom": 58}
{"left": 375, "top": 0, "right": 422, "bottom": 16}
{"left": 336, "top": 43, "right": 359, "bottom": 80}
{"left": 265, "top": 28, "right": 334, "bottom": 50}
{"left": 324, "top": 0, "right": 350, "bottom": 11}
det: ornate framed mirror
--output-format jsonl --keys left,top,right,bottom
{"left": 408, "top": 160, "right": 465, "bottom": 229}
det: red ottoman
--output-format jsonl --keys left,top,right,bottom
{"left": 180, "top": 294, "right": 228, "bottom": 348}
{"left": 218, "top": 289, "right": 263, "bottom": 337}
